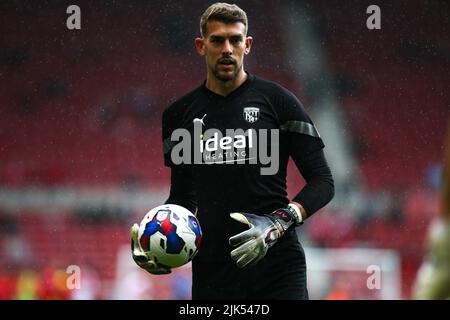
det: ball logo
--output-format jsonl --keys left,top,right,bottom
{"left": 156, "top": 209, "right": 170, "bottom": 220}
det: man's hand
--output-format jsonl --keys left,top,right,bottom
{"left": 229, "top": 205, "right": 302, "bottom": 268}
{"left": 130, "top": 223, "right": 171, "bottom": 275}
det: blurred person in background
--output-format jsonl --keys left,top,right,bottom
{"left": 413, "top": 118, "right": 450, "bottom": 299}
{"left": 131, "top": 2, "right": 334, "bottom": 300}
{"left": 15, "top": 269, "right": 40, "bottom": 300}
{"left": 37, "top": 261, "right": 70, "bottom": 300}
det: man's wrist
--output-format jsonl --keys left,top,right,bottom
{"left": 288, "top": 202, "right": 304, "bottom": 225}
{"left": 268, "top": 206, "right": 298, "bottom": 234}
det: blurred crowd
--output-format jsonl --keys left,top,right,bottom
{"left": 0, "top": 263, "right": 102, "bottom": 300}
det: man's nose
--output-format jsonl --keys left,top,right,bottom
{"left": 222, "top": 40, "right": 233, "bottom": 55}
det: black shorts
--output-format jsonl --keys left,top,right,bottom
{"left": 191, "top": 230, "right": 308, "bottom": 300}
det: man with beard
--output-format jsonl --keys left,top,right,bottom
{"left": 131, "top": 2, "right": 334, "bottom": 300}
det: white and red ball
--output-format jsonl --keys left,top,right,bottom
{"left": 138, "top": 204, "right": 202, "bottom": 268}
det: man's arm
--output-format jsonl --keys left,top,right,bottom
{"left": 165, "top": 165, "right": 197, "bottom": 215}
{"left": 229, "top": 87, "right": 334, "bottom": 268}
{"left": 162, "top": 102, "right": 197, "bottom": 214}
{"left": 272, "top": 84, "right": 334, "bottom": 219}
{"left": 228, "top": 148, "right": 334, "bottom": 268}
{"left": 290, "top": 147, "right": 335, "bottom": 221}
{"left": 130, "top": 104, "right": 197, "bottom": 275}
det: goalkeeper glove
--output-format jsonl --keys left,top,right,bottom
{"left": 130, "top": 223, "right": 171, "bottom": 275}
{"left": 229, "top": 204, "right": 303, "bottom": 268}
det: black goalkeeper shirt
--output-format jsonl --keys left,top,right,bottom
{"left": 162, "top": 73, "right": 334, "bottom": 261}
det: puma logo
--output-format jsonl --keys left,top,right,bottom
{"left": 193, "top": 114, "right": 207, "bottom": 127}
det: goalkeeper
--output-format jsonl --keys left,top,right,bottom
{"left": 131, "top": 2, "right": 334, "bottom": 300}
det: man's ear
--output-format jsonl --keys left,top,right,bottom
{"left": 244, "top": 36, "right": 253, "bottom": 55}
{"left": 195, "top": 37, "right": 206, "bottom": 56}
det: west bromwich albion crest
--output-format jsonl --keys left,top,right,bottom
{"left": 243, "top": 107, "right": 260, "bottom": 123}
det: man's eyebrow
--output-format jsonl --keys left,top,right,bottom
{"left": 209, "top": 34, "right": 244, "bottom": 40}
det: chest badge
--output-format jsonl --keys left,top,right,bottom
{"left": 243, "top": 107, "right": 260, "bottom": 123}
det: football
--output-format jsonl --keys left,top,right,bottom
{"left": 137, "top": 204, "right": 202, "bottom": 268}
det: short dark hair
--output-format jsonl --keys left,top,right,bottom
{"left": 200, "top": 3, "right": 248, "bottom": 37}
